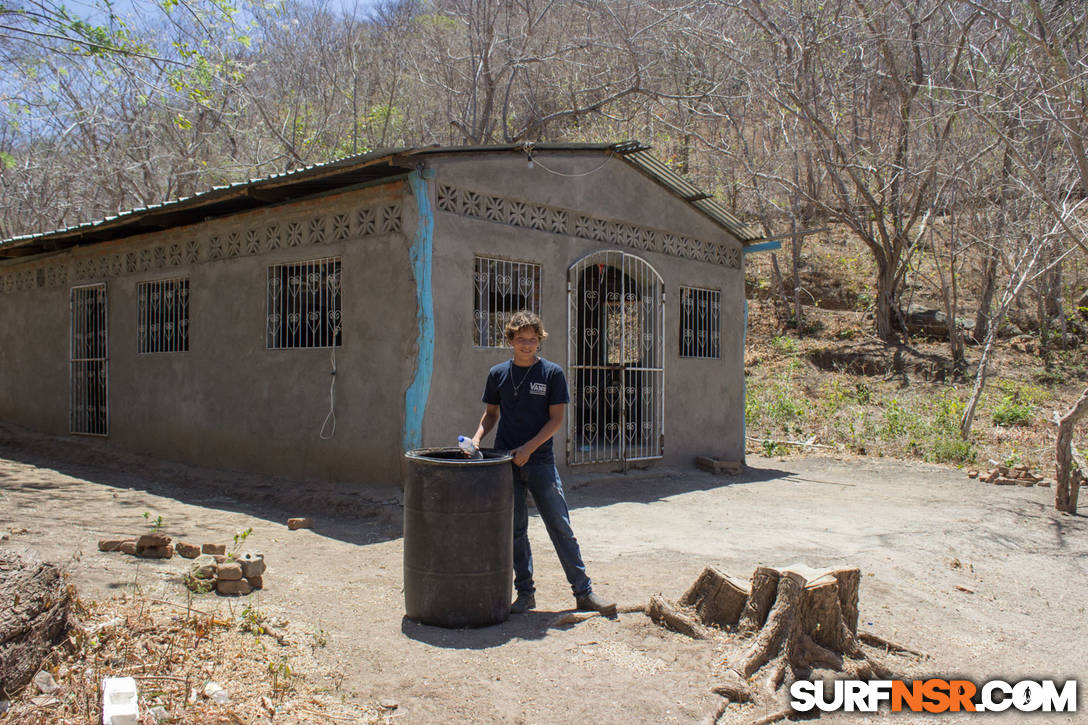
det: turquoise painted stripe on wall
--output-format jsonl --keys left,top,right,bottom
{"left": 743, "top": 240, "right": 782, "bottom": 254}
{"left": 742, "top": 298, "right": 748, "bottom": 449}
{"left": 404, "top": 169, "right": 435, "bottom": 451}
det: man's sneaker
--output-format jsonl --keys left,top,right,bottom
{"left": 575, "top": 591, "right": 617, "bottom": 616}
{"left": 510, "top": 592, "right": 536, "bottom": 614}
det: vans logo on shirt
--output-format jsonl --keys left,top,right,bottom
{"left": 529, "top": 382, "right": 547, "bottom": 396}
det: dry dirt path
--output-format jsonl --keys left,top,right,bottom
{"left": 0, "top": 423, "right": 1085, "bottom": 724}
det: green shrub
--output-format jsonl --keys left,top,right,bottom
{"left": 818, "top": 379, "right": 853, "bottom": 416}
{"left": 995, "top": 380, "right": 1050, "bottom": 405}
{"left": 855, "top": 290, "right": 874, "bottom": 312}
{"left": 1032, "top": 367, "right": 1064, "bottom": 386}
{"left": 761, "top": 439, "right": 786, "bottom": 456}
{"left": 992, "top": 394, "right": 1034, "bottom": 427}
{"left": 746, "top": 379, "right": 808, "bottom": 435}
{"left": 931, "top": 390, "right": 965, "bottom": 434}
{"left": 768, "top": 385, "right": 807, "bottom": 432}
{"left": 771, "top": 335, "right": 799, "bottom": 355}
{"left": 881, "top": 399, "right": 908, "bottom": 440}
{"left": 931, "top": 436, "right": 976, "bottom": 464}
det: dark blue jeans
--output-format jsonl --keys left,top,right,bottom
{"left": 512, "top": 463, "right": 592, "bottom": 598}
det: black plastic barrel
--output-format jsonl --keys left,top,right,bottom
{"left": 403, "top": 447, "right": 514, "bottom": 628}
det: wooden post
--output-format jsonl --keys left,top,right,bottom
{"left": 1056, "top": 387, "right": 1088, "bottom": 513}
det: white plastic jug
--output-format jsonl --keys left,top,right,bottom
{"left": 102, "top": 676, "right": 139, "bottom": 725}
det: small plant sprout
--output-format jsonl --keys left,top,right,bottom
{"left": 142, "top": 512, "right": 164, "bottom": 531}
{"left": 229, "top": 527, "right": 253, "bottom": 560}
{"left": 268, "top": 655, "right": 292, "bottom": 693}
{"left": 309, "top": 626, "right": 329, "bottom": 652}
{"left": 241, "top": 602, "right": 266, "bottom": 636}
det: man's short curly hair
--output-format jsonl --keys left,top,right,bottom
{"left": 504, "top": 310, "right": 548, "bottom": 342}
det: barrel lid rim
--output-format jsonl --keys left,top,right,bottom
{"left": 404, "top": 446, "right": 514, "bottom": 465}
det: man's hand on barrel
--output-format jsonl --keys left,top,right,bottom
{"left": 511, "top": 445, "right": 531, "bottom": 467}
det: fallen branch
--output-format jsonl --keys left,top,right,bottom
{"left": 858, "top": 631, "right": 927, "bottom": 658}
{"left": 647, "top": 595, "right": 705, "bottom": 639}
{"left": 133, "top": 675, "right": 189, "bottom": 683}
{"left": 145, "top": 598, "right": 213, "bottom": 617}
{"left": 746, "top": 436, "right": 837, "bottom": 450}
{"left": 296, "top": 707, "right": 361, "bottom": 721}
{"left": 748, "top": 706, "right": 794, "bottom": 725}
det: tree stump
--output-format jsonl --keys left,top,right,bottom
{"left": 678, "top": 567, "right": 749, "bottom": 629}
{"left": 647, "top": 564, "right": 919, "bottom": 724}
{"left": 0, "top": 548, "right": 71, "bottom": 694}
{"left": 737, "top": 566, "right": 779, "bottom": 634}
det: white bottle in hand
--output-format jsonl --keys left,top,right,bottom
{"left": 458, "top": 435, "right": 484, "bottom": 459}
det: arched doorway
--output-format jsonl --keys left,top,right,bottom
{"left": 567, "top": 251, "right": 664, "bottom": 465}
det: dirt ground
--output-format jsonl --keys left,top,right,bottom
{"left": 1, "top": 421, "right": 1086, "bottom": 724}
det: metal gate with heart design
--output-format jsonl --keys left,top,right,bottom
{"left": 70, "top": 283, "right": 109, "bottom": 436}
{"left": 567, "top": 251, "right": 664, "bottom": 465}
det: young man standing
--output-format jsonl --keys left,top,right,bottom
{"left": 472, "top": 310, "right": 616, "bottom": 615}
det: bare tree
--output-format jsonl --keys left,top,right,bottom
{"left": 954, "top": 0, "right": 1088, "bottom": 512}
{"left": 677, "top": 0, "right": 980, "bottom": 342}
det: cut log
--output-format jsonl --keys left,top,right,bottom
{"left": 678, "top": 567, "right": 749, "bottom": 629}
{"left": 737, "top": 566, "right": 780, "bottom": 634}
{"left": 734, "top": 570, "right": 805, "bottom": 678}
{"left": 647, "top": 595, "right": 705, "bottom": 639}
{"left": 799, "top": 577, "right": 850, "bottom": 652}
{"left": 795, "top": 566, "right": 860, "bottom": 653}
{"left": 0, "top": 548, "right": 71, "bottom": 694}
{"left": 827, "top": 567, "right": 860, "bottom": 634}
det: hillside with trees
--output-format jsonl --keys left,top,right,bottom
{"left": 3, "top": 0, "right": 1087, "bottom": 509}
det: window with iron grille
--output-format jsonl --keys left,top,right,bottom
{"left": 266, "top": 257, "right": 342, "bottom": 349}
{"left": 137, "top": 278, "right": 189, "bottom": 353}
{"left": 473, "top": 256, "right": 542, "bottom": 347}
{"left": 679, "top": 286, "right": 721, "bottom": 359}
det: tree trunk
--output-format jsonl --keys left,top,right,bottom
{"left": 974, "top": 245, "right": 998, "bottom": 343}
{"left": 789, "top": 175, "right": 804, "bottom": 335}
{"left": 790, "top": 226, "right": 804, "bottom": 335}
{"left": 960, "top": 322, "right": 998, "bottom": 438}
{"left": 769, "top": 255, "right": 790, "bottom": 329}
{"left": 930, "top": 222, "right": 965, "bottom": 371}
{"left": 875, "top": 259, "right": 903, "bottom": 343}
{"left": 0, "top": 549, "right": 71, "bottom": 694}
{"left": 1055, "top": 388, "right": 1088, "bottom": 514}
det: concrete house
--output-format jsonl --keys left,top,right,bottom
{"left": 0, "top": 143, "right": 764, "bottom": 491}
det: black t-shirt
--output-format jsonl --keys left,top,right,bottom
{"left": 482, "top": 357, "right": 570, "bottom": 464}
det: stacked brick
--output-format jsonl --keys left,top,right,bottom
{"left": 185, "top": 551, "right": 266, "bottom": 596}
{"left": 98, "top": 534, "right": 266, "bottom": 596}
{"left": 966, "top": 464, "right": 1076, "bottom": 488}
{"left": 98, "top": 533, "right": 175, "bottom": 558}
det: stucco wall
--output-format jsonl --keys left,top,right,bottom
{"left": 0, "top": 269, "right": 70, "bottom": 433}
{"left": 1, "top": 150, "right": 749, "bottom": 488}
{"left": 420, "top": 153, "right": 746, "bottom": 473}
{"left": 0, "top": 181, "right": 416, "bottom": 488}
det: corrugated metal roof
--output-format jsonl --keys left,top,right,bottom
{"left": 618, "top": 147, "right": 763, "bottom": 241}
{"left": 0, "top": 142, "right": 762, "bottom": 259}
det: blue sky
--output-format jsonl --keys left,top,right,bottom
{"left": 74, "top": 0, "right": 389, "bottom": 28}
